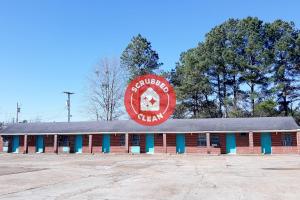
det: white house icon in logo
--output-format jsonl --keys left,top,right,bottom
{"left": 140, "top": 87, "right": 160, "bottom": 111}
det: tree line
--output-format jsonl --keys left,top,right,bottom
{"left": 88, "top": 17, "right": 300, "bottom": 122}
{"left": 170, "top": 17, "right": 300, "bottom": 119}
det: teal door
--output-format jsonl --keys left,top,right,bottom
{"left": 75, "top": 135, "right": 83, "bottom": 153}
{"left": 176, "top": 134, "right": 185, "bottom": 154}
{"left": 12, "top": 135, "right": 19, "bottom": 153}
{"left": 102, "top": 134, "right": 110, "bottom": 153}
{"left": 226, "top": 133, "right": 236, "bottom": 154}
{"left": 261, "top": 133, "right": 271, "bottom": 154}
{"left": 146, "top": 134, "right": 154, "bottom": 154}
{"left": 36, "top": 135, "right": 44, "bottom": 153}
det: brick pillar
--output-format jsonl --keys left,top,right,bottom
{"left": 297, "top": 131, "right": 300, "bottom": 154}
{"left": 89, "top": 134, "right": 93, "bottom": 154}
{"left": 23, "top": 135, "right": 28, "bottom": 154}
{"left": 249, "top": 132, "right": 254, "bottom": 153}
{"left": 54, "top": 134, "right": 58, "bottom": 154}
{"left": 0, "top": 136, "right": 2, "bottom": 152}
{"left": 206, "top": 132, "right": 210, "bottom": 154}
{"left": 163, "top": 133, "right": 167, "bottom": 153}
{"left": 125, "top": 133, "right": 129, "bottom": 153}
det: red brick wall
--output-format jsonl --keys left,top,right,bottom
{"left": 27, "top": 135, "right": 36, "bottom": 153}
{"left": 154, "top": 134, "right": 164, "bottom": 153}
{"left": 271, "top": 132, "right": 297, "bottom": 146}
{"left": 166, "top": 134, "right": 176, "bottom": 153}
{"left": 253, "top": 133, "right": 261, "bottom": 146}
{"left": 111, "top": 134, "right": 127, "bottom": 153}
{"left": 82, "top": 135, "right": 90, "bottom": 153}
{"left": 235, "top": 133, "right": 251, "bottom": 154}
{"left": 92, "top": 134, "right": 102, "bottom": 153}
{"left": 0, "top": 136, "right": 3, "bottom": 152}
{"left": 140, "top": 134, "right": 146, "bottom": 153}
{"left": 44, "top": 135, "right": 54, "bottom": 153}
{"left": 185, "top": 134, "right": 207, "bottom": 154}
{"left": 272, "top": 132, "right": 298, "bottom": 154}
{"left": 18, "top": 135, "right": 24, "bottom": 153}
{"left": 208, "top": 147, "right": 221, "bottom": 154}
{"left": 219, "top": 133, "right": 226, "bottom": 154}
{"left": 252, "top": 133, "right": 261, "bottom": 154}
{"left": 4, "top": 132, "right": 299, "bottom": 155}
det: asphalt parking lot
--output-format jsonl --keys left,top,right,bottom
{"left": 0, "top": 154, "right": 300, "bottom": 200}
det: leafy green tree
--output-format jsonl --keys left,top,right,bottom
{"left": 254, "top": 99, "right": 278, "bottom": 117}
{"left": 170, "top": 17, "right": 300, "bottom": 119}
{"left": 121, "top": 34, "right": 162, "bottom": 80}
{"left": 205, "top": 21, "right": 230, "bottom": 117}
{"left": 236, "top": 17, "right": 271, "bottom": 116}
{"left": 205, "top": 18, "right": 246, "bottom": 117}
{"left": 170, "top": 45, "right": 218, "bottom": 118}
{"left": 266, "top": 20, "right": 300, "bottom": 116}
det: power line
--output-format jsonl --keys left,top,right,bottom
{"left": 63, "top": 91, "right": 74, "bottom": 122}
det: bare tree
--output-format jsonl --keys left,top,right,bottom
{"left": 87, "top": 58, "right": 124, "bottom": 121}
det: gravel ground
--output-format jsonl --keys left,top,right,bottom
{"left": 0, "top": 154, "right": 300, "bottom": 200}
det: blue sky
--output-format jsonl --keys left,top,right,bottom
{"left": 0, "top": 0, "right": 299, "bottom": 122}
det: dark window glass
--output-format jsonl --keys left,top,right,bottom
{"left": 2, "top": 136, "right": 9, "bottom": 147}
{"left": 197, "top": 134, "right": 206, "bottom": 146}
{"left": 59, "top": 136, "right": 69, "bottom": 146}
{"left": 120, "top": 134, "right": 125, "bottom": 146}
{"left": 210, "top": 134, "right": 220, "bottom": 147}
{"left": 282, "top": 134, "right": 292, "bottom": 146}
{"left": 132, "top": 134, "right": 140, "bottom": 146}
{"left": 240, "top": 133, "right": 247, "bottom": 137}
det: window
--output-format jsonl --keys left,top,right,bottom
{"left": 240, "top": 133, "right": 247, "bottom": 137}
{"left": 59, "top": 136, "right": 69, "bottom": 146}
{"left": 2, "top": 136, "right": 8, "bottom": 147}
{"left": 282, "top": 134, "right": 292, "bottom": 146}
{"left": 210, "top": 134, "right": 220, "bottom": 147}
{"left": 120, "top": 134, "right": 125, "bottom": 146}
{"left": 132, "top": 134, "right": 140, "bottom": 146}
{"left": 197, "top": 134, "right": 206, "bottom": 146}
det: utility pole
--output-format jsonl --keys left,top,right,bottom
{"left": 16, "top": 102, "right": 21, "bottom": 123}
{"left": 63, "top": 92, "right": 74, "bottom": 122}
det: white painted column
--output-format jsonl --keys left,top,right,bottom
{"left": 249, "top": 132, "right": 254, "bottom": 153}
{"left": 23, "top": 134, "right": 28, "bottom": 154}
{"left": 297, "top": 131, "right": 300, "bottom": 154}
{"left": 54, "top": 134, "right": 58, "bottom": 154}
{"left": 206, "top": 132, "right": 210, "bottom": 154}
{"left": 89, "top": 134, "right": 93, "bottom": 154}
{"left": 163, "top": 133, "right": 167, "bottom": 153}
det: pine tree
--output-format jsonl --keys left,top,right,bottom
{"left": 121, "top": 34, "right": 162, "bottom": 81}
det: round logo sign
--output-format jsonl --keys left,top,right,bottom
{"left": 124, "top": 74, "right": 176, "bottom": 126}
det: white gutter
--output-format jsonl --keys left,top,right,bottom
{"left": 0, "top": 129, "right": 299, "bottom": 135}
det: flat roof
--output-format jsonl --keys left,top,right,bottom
{"left": 0, "top": 117, "right": 299, "bottom": 135}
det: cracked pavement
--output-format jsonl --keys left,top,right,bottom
{"left": 0, "top": 154, "right": 300, "bottom": 200}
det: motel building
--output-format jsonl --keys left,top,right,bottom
{"left": 0, "top": 117, "right": 300, "bottom": 155}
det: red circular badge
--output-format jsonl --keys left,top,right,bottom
{"left": 124, "top": 74, "right": 176, "bottom": 126}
